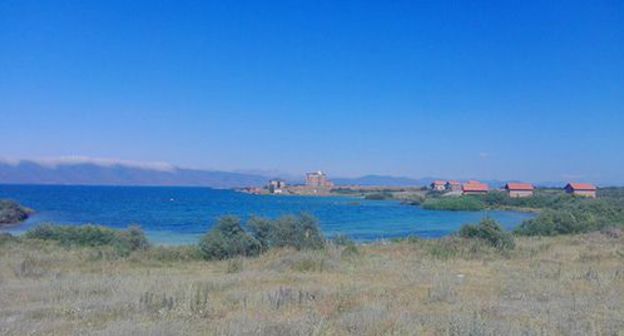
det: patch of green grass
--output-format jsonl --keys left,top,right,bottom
{"left": 422, "top": 196, "right": 486, "bottom": 211}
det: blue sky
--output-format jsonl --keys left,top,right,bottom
{"left": 1, "top": 1, "right": 623, "bottom": 183}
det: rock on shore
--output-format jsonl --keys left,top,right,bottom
{"left": 0, "top": 200, "right": 32, "bottom": 225}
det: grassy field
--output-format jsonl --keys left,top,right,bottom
{"left": 1, "top": 233, "right": 623, "bottom": 335}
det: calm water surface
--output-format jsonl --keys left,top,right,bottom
{"left": 0, "top": 185, "right": 533, "bottom": 245}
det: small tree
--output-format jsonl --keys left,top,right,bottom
{"left": 199, "top": 216, "right": 261, "bottom": 260}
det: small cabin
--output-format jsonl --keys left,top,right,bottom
{"left": 462, "top": 182, "right": 489, "bottom": 195}
{"left": 431, "top": 180, "right": 446, "bottom": 191}
{"left": 565, "top": 183, "right": 597, "bottom": 198}
{"left": 505, "top": 183, "right": 534, "bottom": 198}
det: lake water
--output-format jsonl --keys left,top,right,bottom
{"left": 0, "top": 185, "right": 533, "bottom": 245}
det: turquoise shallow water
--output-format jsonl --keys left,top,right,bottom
{"left": 0, "top": 185, "right": 533, "bottom": 245}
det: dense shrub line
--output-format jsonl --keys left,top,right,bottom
{"left": 515, "top": 198, "right": 624, "bottom": 236}
{"left": 18, "top": 213, "right": 326, "bottom": 261}
{"left": 422, "top": 190, "right": 584, "bottom": 212}
{"left": 423, "top": 188, "right": 624, "bottom": 237}
{"left": 24, "top": 224, "right": 150, "bottom": 255}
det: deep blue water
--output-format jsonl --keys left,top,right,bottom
{"left": 0, "top": 185, "right": 534, "bottom": 245}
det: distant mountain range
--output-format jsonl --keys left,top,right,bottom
{"left": 0, "top": 158, "right": 574, "bottom": 188}
{"left": 0, "top": 159, "right": 267, "bottom": 188}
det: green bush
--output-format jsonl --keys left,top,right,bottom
{"left": 423, "top": 196, "right": 486, "bottom": 211}
{"left": 198, "top": 216, "right": 261, "bottom": 260}
{"left": 458, "top": 218, "right": 515, "bottom": 250}
{"left": 273, "top": 213, "right": 325, "bottom": 250}
{"left": 248, "top": 213, "right": 325, "bottom": 251}
{"left": 24, "top": 223, "right": 150, "bottom": 255}
{"left": 247, "top": 216, "right": 274, "bottom": 252}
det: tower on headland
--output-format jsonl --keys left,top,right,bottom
{"left": 305, "top": 171, "right": 333, "bottom": 188}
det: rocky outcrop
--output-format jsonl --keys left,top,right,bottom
{"left": 0, "top": 200, "right": 32, "bottom": 225}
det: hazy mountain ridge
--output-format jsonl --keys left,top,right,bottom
{"left": 0, "top": 160, "right": 267, "bottom": 188}
{"left": 0, "top": 159, "right": 575, "bottom": 188}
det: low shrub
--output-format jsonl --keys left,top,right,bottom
{"left": 24, "top": 223, "right": 150, "bottom": 255}
{"left": 458, "top": 218, "right": 515, "bottom": 250}
{"left": 198, "top": 216, "right": 261, "bottom": 260}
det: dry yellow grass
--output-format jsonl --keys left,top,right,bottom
{"left": 1, "top": 233, "right": 624, "bottom": 335}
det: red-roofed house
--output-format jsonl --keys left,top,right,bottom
{"left": 430, "top": 180, "right": 446, "bottom": 191}
{"left": 445, "top": 180, "right": 462, "bottom": 192}
{"left": 505, "top": 183, "right": 534, "bottom": 198}
{"left": 462, "top": 182, "right": 489, "bottom": 195}
{"left": 565, "top": 183, "right": 597, "bottom": 198}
